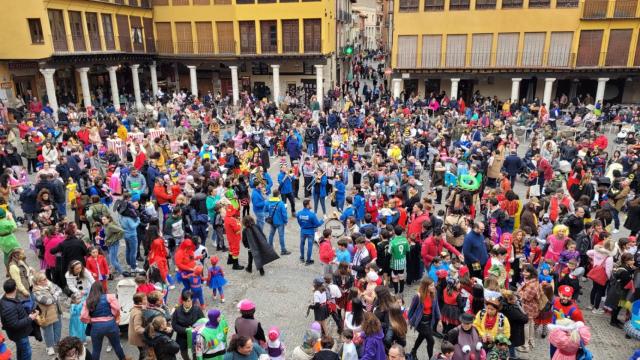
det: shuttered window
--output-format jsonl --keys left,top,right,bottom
{"left": 101, "top": 14, "right": 115, "bottom": 50}
{"left": 130, "top": 16, "right": 144, "bottom": 52}
{"left": 193, "top": 0, "right": 210, "bottom": 3}
{"left": 239, "top": 21, "right": 257, "bottom": 54}
{"left": 143, "top": 17, "right": 155, "bottom": 52}
{"left": 217, "top": 21, "right": 235, "bottom": 53}
{"left": 176, "top": 22, "right": 194, "bottom": 54}
{"left": 154, "top": 0, "right": 169, "bottom": 4}
{"left": 446, "top": 34, "right": 466, "bottom": 67}
{"left": 635, "top": 34, "right": 640, "bottom": 66}
{"left": 522, "top": 32, "right": 545, "bottom": 66}
{"left": 576, "top": 29, "right": 603, "bottom": 67}
{"left": 475, "top": 0, "right": 496, "bottom": 9}
{"left": 422, "top": 35, "right": 442, "bottom": 68}
{"left": 261, "top": 20, "right": 277, "bottom": 53}
{"left": 496, "top": 33, "right": 518, "bottom": 67}
{"left": 397, "top": 35, "right": 417, "bottom": 68}
{"left": 501, "top": 0, "right": 523, "bottom": 8}
{"left": 116, "top": 15, "right": 131, "bottom": 52}
{"left": 399, "top": 0, "right": 419, "bottom": 11}
{"left": 196, "top": 22, "right": 214, "bottom": 54}
{"left": 86, "top": 13, "right": 101, "bottom": 51}
{"left": 449, "top": 0, "right": 470, "bottom": 10}
{"left": 548, "top": 32, "right": 572, "bottom": 67}
{"left": 69, "top": 11, "right": 86, "bottom": 51}
{"left": 172, "top": 0, "right": 189, "bottom": 4}
{"left": 48, "top": 9, "right": 67, "bottom": 51}
{"left": 282, "top": 20, "right": 299, "bottom": 53}
{"left": 424, "top": 0, "right": 444, "bottom": 11}
{"left": 156, "top": 22, "right": 173, "bottom": 53}
{"left": 606, "top": 29, "right": 632, "bottom": 66}
{"left": 471, "top": 34, "right": 492, "bottom": 67}
{"left": 303, "top": 19, "right": 321, "bottom": 53}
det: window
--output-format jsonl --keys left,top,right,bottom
{"left": 175, "top": 22, "right": 194, "bottom": 54}
{"left": 27, "top": 19, "right": 44, "bottom": 44}
{"left": 471, "top": 34, "right": 492, "bottom": 67}
{"left": 522, "top": 32, "right": 545, "bottom": 66}
{"left": 424, "top": 0, "right": 444, "bottom": 10}
{"left": 48, "top": 9, "right": 67, "bottom": 51}
{"left": 282, "top": 20, "right": 299, "bottom": 53}
{"left": 449, "top": 0, "right": 470, "bottom": 10}
{"left": 101, "top": 14, "right": 115, "bottom": 50}
{"left": 143, "top": 17, "right": 155, "bottom": 52}
{"left": 68, "top": 11, "right": 86, "bottom": 51}
{"left": 555, "top": 0, "right": 578, "bottom": 7}
{"left": 236, "top": 0, "right": 254, "bottom": 4}
{"left": 614, "top": 0, "right": 637, "bottom": 17}
{"left": 496, "top": 33, "right": 518, "bottom": 66}
{"left": 85, "top": 13, "right": 101, "bottom": 51}
{"left": 582, "top": 0, "right": 607, "bottom": 17}
{"left": 501, "top": 0, "right": 522, "bottom": 8}
{"left": 399, "top": 0, "right": 419, "bottom": 11}
{"left": 214, "top": 0, "right": 231, "bottom": 3}
{"left": 239, "top": 21, "right": 256, "bottom": 53}
{"left": 252, "top": 62, "right": 270, "bottom": 75}
{"left": 156, "top": 22, "right": 173, "bottom": 53}
{"left": 140, "top": 0, "right": 152, "bottom": 7}
{"left": 217, "top": 22, "right": 235, "bottom": 53}
{"left": 153, "top": 0, "right": 169, "bottom": 4}
{"left": 259, "top": 0, "right": 276, "bottom": 3}
{"left": 397, "top": 35, "right": 417, "bottom": 68}
{"left": 606, "top": 29, "right": 632, "bottom": 66}
{"left": 193, "top": 0, "right": 210, "bottom": 3}
{"left": 303, "top": 19, "right": 321, "bottom": 53}
{"left": 132, "top": 28, "right": 143, "bottom": 44}
{"left": 260, "top": 21, "right": 277, "bottom": 53}
{"left": 116, "top": 14, "right": 131, "bottom": 52}
{"left": 576, "top": 29, "right": 603, "bottom": 67}
{"left": 196, "top": 22, "right": 214, "bottom": 54}
{"left": 475, "top": 0, "right": 496, "bottom": 9}
{"left": 528, "top": 0, "right": 550, "bottom": 7}
{"left": 422, "top": 35, "right": 442, "bottom": 67}
{"left": 129, "top": 0, "right": 139, "bottom": 6}
{"left": 172, "top": 0, "right": 189, "bottom": 4}
{"left": 548, "top": 32, "right": 572, "bottom": 67}
{"left": 446, "top": 34, "right": 467, "bottom": 67}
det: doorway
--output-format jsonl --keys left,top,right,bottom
{"left": 458, "top": 79, "right": 474, "bottom": 103}
{"left": 424, "top": 79, "right": 441, "bottom": 98}
{"left": 518, "top": 78, "right": 537, "bottom": 103}
{"left": 403, "top": 79, "right": 418, "bottom": 101}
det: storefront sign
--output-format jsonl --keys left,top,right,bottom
{"left": 0, "top": 82, "right": 12, "bottom": 89}
{"left": 8, "top": 62, "right": 38, "bottom": 70}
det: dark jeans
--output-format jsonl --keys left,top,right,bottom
{"left": 412, "top": 314, "right": 434, "bottom": 358}
{"left": 281, "top": 192, "right": 296, "bottom": 213}
{"left": 15, "top": 337, "right": 32, "bottom": 360}
{"left": 590, "top": 282, "right": 607, "bottom": 309}
{"left": 27, "top": 158, "right": 37, "bottom": 174}
{"left": 90, "top": 320, "right": 126, "bottom": 360}
{"left": 610, "top": 207, "right": 620, "bottom": 230}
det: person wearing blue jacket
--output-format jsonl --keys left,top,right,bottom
{"left": 312, "top": 171, "right": 328, "bottom": 216}
{"left": 277, "top": 166, "right": 296, "bottom": 215}
{"left": 296, "top": 199, "right": 324, "bottom": 265}
{"left": 333, "top": 175, "right": 346, "bottom": 212}
{"left": 462, "top": 222, "right": 489, "bottom": 279}
{"left": 251, "top": 182, "right": 268, "bottom": 231}
{"left": 339, "top": 196, "right": 356, "bottom": 225}
{"left": 353, "top": 190, "right": 366, "bottom": 224}
{"left": 266, "top": 189, "right": 291, "bottom": 255}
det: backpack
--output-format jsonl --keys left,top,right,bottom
{"left": 575, "top": 231, "right": 591, "bottom": 255}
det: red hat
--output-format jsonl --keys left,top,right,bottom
{"left": 558, "top": 285, "right": 574, "bottom": 298}
{"left": 436, "top": 269, "right": 448, "bottom": 279}
{"left": 194, "top": 265, "right": 203, "bottom": 276}
{"left": 210, "top": 256, "right": 219, "bottom": 266}
{"left": 458, "top": 265, "right": 469, "bottom": 278}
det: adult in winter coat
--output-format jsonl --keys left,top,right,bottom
{"left": 359, "top": 313, "right": 386, "bottom": 360}
{"left": 547, "top": 319, "right": 590, "bottom": 360}
{"left": 50, "top": 223, "right": 88, "bottom": 281}
{"left": 500, "top": 290, "right": 528, "bottom": 353}
{"left": 172, "top": 291, "right": 205, "bottom": 360}
{"left": 145, "top": 316, "right": 180, "bottom": 360}
{"left": 516, "top": 264, "right": 542, "bottom": 352}
{"left": 148, "top": 238, "right": 170, "bottom": 282}
{"left": 586, "top": 243, "right": 614, "bottom": 311}
{"left": 242, "top": 216, "right": 280, "bottom": 276}
{"left": 128, "top": 293, "right": 147, "bottom": 360}
{"left": 624, "top": 196, "right": 640, "bottom": 236}
{"left": 32, "top": 272, "right": 63, "bottom": 355}
{"left": 407, "top": 277, "right": 440, "bottom": 359}
{"left": 224, "top": 206, "right": 244, "bottom": 270}
{"left": 0, "top": 279, "right": 37, "bottom": 360}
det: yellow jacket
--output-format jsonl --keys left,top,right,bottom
{"left": 473, "top": 309, "right": 511, "bottom": 340}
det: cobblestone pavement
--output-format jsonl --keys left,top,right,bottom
{"left": 6, "top": 126, "right": 640, "bottom": 359}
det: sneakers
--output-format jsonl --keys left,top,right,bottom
{"left": 107, "top": 345, "right": 112, "bottom": 352}
{"left": 281, "top": 250, "right": 291, "bottom": 255}
{"left": 305, "top": 260, "right": 315, "bottom": 266}
{"left": 592, "top": 308, "right": 604, "bottom": 314}
{"left": 613, "top": 229, "right": 620, "bottom": 234}
{"left": 516, "top": 346, "right": 530, "bottom": 353}
{"left": 47, "top": 347, "right": 55, "bottom": 356}
{"left": 587, "top": 304, "right": 594, "bottom": 310}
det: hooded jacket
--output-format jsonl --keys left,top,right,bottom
{"left": 149, "top": 238, "right": 169, "bottom": 280}
{"left": 0, "top": 217, "right": 19, "bottom": 258}
{"left": 145, "top": 329, "right": 180, "bottom": 360}
{"left": 175, "top": 239, "right": 196, "bottom": 272}
{"left": 359, "top": 330, "right": 386, "bottom": 360}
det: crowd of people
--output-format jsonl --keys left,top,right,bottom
{"left": 0, "top": 50, "right": 639, "bottom": 360}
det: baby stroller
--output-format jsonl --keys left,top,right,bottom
{"left": 116, "top": 277, "right": 137, "bottom": 331}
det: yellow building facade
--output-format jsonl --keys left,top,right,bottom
{"left": 0, "top": 0, "right": 336, "bottom": 112}
{"left": 391, "top": 0, "right": 640, "bottom": 104}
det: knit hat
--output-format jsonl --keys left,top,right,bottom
{"left": 495, "top": 334, "right": 511, "bottom": 346}
{"left": 131, "top": 193, "right": 141, "bottom": 202}
{"left": 268, "top": 326, "right": 280, "bottom": 341}
{"left": 238, "top": 299, "right": 256, "bottom": 311}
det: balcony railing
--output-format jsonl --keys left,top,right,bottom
{"left": 614, "top": 0, "right": 637, "bottom": 17}
{"left": 51, "top": 34, "right": 155, "bottom": 54}
{"left": 155, "top": 39, "right": 240, "bottom": 55}
{"left": 556, "top": 0, "right": 579, "bottom": 7}
{"left": 393, "top": 51, "right": 622, "bottom": 69}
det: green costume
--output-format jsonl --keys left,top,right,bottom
{"left": 0, "top": 216, "right": 19, "bottom": 266}
{"left": 192, "top": 316, "right": 229, "bottom": 360}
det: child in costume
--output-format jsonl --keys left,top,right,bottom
{"left": 440, "top": 276, "right": 465, "bottom": 334}
{"left": 187, "top": 265, "right": 206, "bottom": 309}
{"left": 69, "top": 293, "right": 87, "bottom": 342}
{"left": 267, "top": 326, "right": 285, "bottom": 360}
{"left": 85, "top": 246, "right": 109, "bottom": 292}
{"left": 207, "top": 256, "right": 228, "bottom": 303}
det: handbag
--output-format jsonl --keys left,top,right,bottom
{"left": 587, "top": 263, "right": 608, "bottom": 286}
{"left": 537, "top": 287, "right": 548, "bottom": 310}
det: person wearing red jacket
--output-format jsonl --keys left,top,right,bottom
{"left": 224, "top": 205, "right": 244, "bottom": 270}
{"left": 421, "top": 228, "right": 462, "bottom": 269}
{"left": 318, "top": 230, "right": 336, "bottom": 274}
{"left": 133, "top": 144, "right": 146, "bottom": 170}
{"left": 153, "top": 178, "right": 172, "bottom": 220}
{"left": 407, "top": 204, "right": 429, "bottom": 243}
{"left": 534, "top": 153, "right": 553, "bottom": 190}
{"left": 85, "top": 247, "right": 109, "bottom": 292}
{"left": 148, "top": 237, "right": 169, "bottom": 282}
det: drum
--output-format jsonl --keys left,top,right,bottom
{"left": 325, "top": 218, "right": 345, "bottom": 237}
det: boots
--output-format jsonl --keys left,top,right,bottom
{"left": 246, "top": 252, "right": 253, "bottom": 273}
{"left": 227, "top": 254, "right": 233, "bottom": 265}
{"left": 232, "top": 257, "right": 245, "bottom": 270}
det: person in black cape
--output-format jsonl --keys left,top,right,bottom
{"left": 242, "top": 215, "right": 280, "bottom": 276}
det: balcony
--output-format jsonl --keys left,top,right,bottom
{"left": 393, "top": 51, "right": 613, "bottom": 69}
{"left": 614, "top": 0, "right": 638, "bottom": 17}
{"left": 155, "top": 39, "right": 240, "bottom": 55}
{"left": 51, "top": 34, "right": 152, "bottom": 54}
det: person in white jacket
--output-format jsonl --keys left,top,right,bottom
{"left": 586, "top": 242, "right": 614, "bottom": 313}
{"left": 42, "top": 142, "right": 59, "bottom": 166}
{"left": 65, "top": 260, "right": 95, "bottom": 298}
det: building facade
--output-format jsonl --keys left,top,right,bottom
{"left": 0, "top": 0, "right": 335, "bottom": 114}
{"left": 391, "top": 0, "right": 640, "bottom": 105}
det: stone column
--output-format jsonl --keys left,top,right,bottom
{"left": 187, "top": 65, "right": 198, "bottom": 98}
{"left": 511, "top": 78, "right": 521, "bottom": 103}
{"left": 392, "top": 78, "right": 402, "bottom": 100}
{"left": 271, "top": 64, "right": 280, "bottom": 106}
{"left": 596, "top": 77, "right": 609, "bottom": 104}
{"left": 315, "top": 64, "right": 324, "bottom": 106}
{"left": 107, "top": 66, "right": 120, "bottom": 111}
{"left": 131, "top": 64, "right": 143, "bottom": 110}
{"left": 543, "top": 78, "right": 556, "bottom": 107}
{"left": 450, "top": 78, "right": 460, "bottom": 100}
{"left": 230, "top": 65, "right": 239, "bottom": 106}
{"left": 39, "top": 68, "right": 58, "bottom": 119}
{"left": 77, "top": 67, "right": 92, "bottom": 109}
{"left": 149, "top": 62, "right": 159, "bottom": 100}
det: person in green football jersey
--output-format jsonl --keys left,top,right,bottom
{"left": 388, "top": 225, "right": 410, "bottom": 295}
